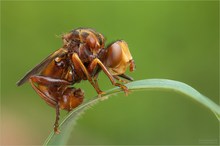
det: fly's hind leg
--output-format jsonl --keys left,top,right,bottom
{"left": 93, "top": 73, "right": 105, "bottom": 96}
{"left": 54, "top": 103, "right": 60, "bottom": 134}
{"left": 113, "top": 75, "right": 128, "bottom": 83}
{"left": 88, "top": 58, "right": 129, "bottom": 95}
{"left": 29, "top": 75, "right": 72, "bottom": 134}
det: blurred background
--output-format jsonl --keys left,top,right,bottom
{"left": 1, "top": 1, "right": 219, "bottom": 145}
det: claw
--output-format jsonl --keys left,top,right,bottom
{"left": 54, "top": 125, "right": 60, "bottom": 134}
{"left": 115, "top": 83, "right": 130, "bottom": 96}
{"left": 122, "top": 85, "right": 130, "bottom": 96}
{"left": 97, "top": 90, "right": 106, "bottom": 98}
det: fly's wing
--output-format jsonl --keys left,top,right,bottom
{"left": 16, "top": 48, "right": 68, "bottom": 86}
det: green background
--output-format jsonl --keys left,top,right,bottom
{"left": 1, "top": 1, "right": 219, "bottom": 145}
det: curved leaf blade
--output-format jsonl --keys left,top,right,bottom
{"left": 43, "top": 79, "right": 220, "bottom": 145}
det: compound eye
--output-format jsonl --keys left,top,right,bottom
{"left": 55, "top": 57, "right": 66, "bottom": 68}
{"left": 106, "top": 42, "right": 122, "bottom": 68}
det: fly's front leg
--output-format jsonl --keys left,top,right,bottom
{"left": 88, "top": 58, "right": 129, "bottom": 95}
{"left": 113, "top": 75, "right": 128, "bottom": 83}
{"left": 113, "top": 74, "right": 134, "bottom": 83}
{"left": 71, "top": 53, "right": 103, "bottom": 95}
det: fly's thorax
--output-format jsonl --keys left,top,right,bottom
{"left": 65, "top": 28, "right": 105, "bottom": 55}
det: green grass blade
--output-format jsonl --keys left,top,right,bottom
{"left": 43, "top": 79, "right": 220, "bottom": 145}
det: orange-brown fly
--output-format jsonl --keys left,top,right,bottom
{"left": 17, "top": 28, "right": 135, "bottom": 134}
